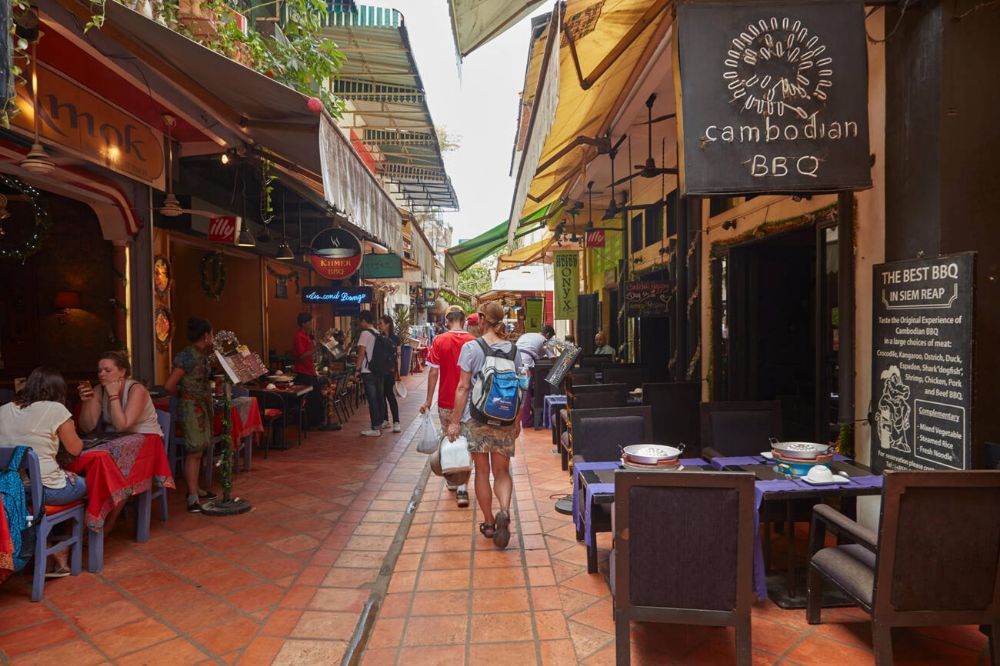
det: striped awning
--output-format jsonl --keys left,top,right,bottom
{"left": 322, "top": 5, "right": 459, "bottom": 212}
{"left": 445, "top": 203, "right": 557, "bottom": 273}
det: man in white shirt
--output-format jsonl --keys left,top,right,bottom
{"left": 516, "top": 325, "right": 555, "bottom": 428}
{"left": 355, "top": 310, "right": 384, "bottom": 436}
{"left": 594, "top": 331, "right": 616, "bottom": 358}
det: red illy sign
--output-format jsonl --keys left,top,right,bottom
{"left": 585, "top": 230, "right": 605, "bottom": 248}
{"left": 308, "top": 227, "right": 363, "bottom": 280}
{"left": 209, "top": 216, "right": 241, "bottom": 244}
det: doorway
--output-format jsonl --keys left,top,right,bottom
{"left": 712, "top": 220, "right": 839, "bottom": 441}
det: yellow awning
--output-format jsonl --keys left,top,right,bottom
{"left": 513, "top": 0, "right": 673, "bottom": 225}
{"left": 496, "top": 234, "right": 555, "bottom": 272}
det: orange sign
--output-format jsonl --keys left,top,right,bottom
{"left": 13, "top": 66, "right": 165, "bottom": 186}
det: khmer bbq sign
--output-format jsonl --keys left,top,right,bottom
{"left": 675, "top": 0, "right": 872, "bottom": 195}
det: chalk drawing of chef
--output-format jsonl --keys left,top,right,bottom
{"left": 876, "top": 365, "right": 912, "bottom": 453}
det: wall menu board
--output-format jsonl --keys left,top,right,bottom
{"left": 525, "top": 298, "right": 544, "bottom": 332}
{"left": 546, "top": 344, "right": 582, "bottom": 389}
{"left": 675, "top": 0, "right": 872, "bottom": 195}
{"left": 625, "top": 281, "right": 671, "bottom": 317}
{"left": 870, "top": 253, "right": 975, "bottom": 473}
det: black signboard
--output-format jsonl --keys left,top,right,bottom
{"left": 675, "top": 0, "right": 872, "bottom": 195}
{"left": 625, "top": 281, "right": 671, "bottom": 318}
{"left": 870, "top": 253, "right": 975, "bottom": 473}
{"left": 545, "top": 345, "right": 582, "bottom": 389}
{"left": 302, "top": 286, "right": 373, "bottom": 314}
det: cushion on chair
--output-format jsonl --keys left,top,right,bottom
{"left": 264, "top": 408, "right": 283, "bottom": 420}
{"left": 811, "top": 544, "right": 876, "bottom": 608}
{"left": 44, "top": 500, "right": 85, "bottom": 515}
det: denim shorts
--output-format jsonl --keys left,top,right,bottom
{"left": 43, "top": 475, "right": 88, "bottom": 505}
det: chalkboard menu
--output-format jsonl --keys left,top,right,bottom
{"left": 546, "top": 345, "right": 582, "bottom": 389}
{"left": 675, "top": 0, "right": 872, "bottom": 195}
{"left": 870, "top": 253, "right": 975, "bottom": 473}
{"left": 626, "top": 281, "right": 671, "bottom": 317}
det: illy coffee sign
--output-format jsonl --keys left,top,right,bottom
{"left": 585, "top": 230, "right": 606, "bottom": 248}
{"left": 209, "top": 216, "right": 241, "bottom": 244}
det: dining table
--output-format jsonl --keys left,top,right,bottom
{"left": 576, "top": 456, "right": 883, "bottom": 606}
{"left": 246, "top": 383, "right": 312, "bottom": 449}
{"left": 543, "top": 394, "right": 567, "bottom": 429}
{"left": 65, "top": 432, "right": 174, "bottom": 532}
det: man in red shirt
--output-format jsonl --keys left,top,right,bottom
{"left": 420, "top": 305, "right": 475, "bottom": 507}
{"left": 294, "top": 312, "right": 339, "bottom": 430}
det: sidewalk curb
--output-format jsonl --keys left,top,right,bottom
{"left": 340, "top": 457, "right": 432, "bottom": 666}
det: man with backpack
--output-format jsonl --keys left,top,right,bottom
{"left": 420, "top": 305, "right": 475, "bottom": 507}
{"left": 356, "top": 310, "right": 390, "bottom": 437}
{"left": 447, "top": 302, "right": 524, "bottom": 549}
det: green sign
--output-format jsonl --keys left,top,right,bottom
{"left": 553, "top": 251, "right": 579, "bottom": 320}
{"left": 360, "top": 253, "right": 403, "bottom": 279}
{"left": 525, "top": 298, "right": 543, "bottom": 331}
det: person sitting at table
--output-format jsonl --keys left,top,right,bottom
{"left": 594, "top": 331, "right": 616, "bottom": 358}
{"left": 77, "top": 351, "right": 163, "bottom": 440}
{"left": 164, "top": 318, "right": 217, "bottom": 513}
{"left": 0, "top": 367, "right": 86, "bottom": 576}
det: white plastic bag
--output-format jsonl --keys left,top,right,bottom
{"left": 417, "top": 412, "right": 439, "bottom": 455}
{"left": 439, "top": 435, "right": 472, "bottom": 475}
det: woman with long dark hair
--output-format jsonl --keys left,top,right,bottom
{"left": 378, "top": 314, "right": 402, "bottom": 433}
{"left": 0, "top": 367, "right": 86, "bottom": 575}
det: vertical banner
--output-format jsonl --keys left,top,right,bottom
{"left": 553, "top": 251, "right": 579, "bottom": 320}
{"left": 870, "top": 252, "right": 975, "bottom": 473}
{"left": 525, "top": 298, "right": 543, "bottom": 332}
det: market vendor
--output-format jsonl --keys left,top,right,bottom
{"left": 293, "top": 312, "right": 338, "bottom": 431}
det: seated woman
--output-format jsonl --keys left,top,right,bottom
{"left": 0, "top": 367, "right": 86, "bottom": 576}
{"left": 77, "top": 350, "right": 162, "bottom": 439}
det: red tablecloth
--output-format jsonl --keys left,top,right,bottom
{"left": 66, "top": 433, "right": 175, "bottom": 531}
{"left": 153, "top": 397, "right": 264, "bottom": 451}
{"left": 0, "top": 500, "right": 13, "bottom": 584}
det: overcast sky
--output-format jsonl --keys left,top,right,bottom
{"left": 362, "top": 1, "right": 549, "bottom": 244}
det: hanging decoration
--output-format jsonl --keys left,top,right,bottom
{"left": 0, "top": 175, "right": 51, "bottom": 262}
{"left": 266, "top": 264, "right": 300, "bottom": 300}
{"left": 153, "top": 255, "right": 172, "bottom": 299}
{"left": 154, "top": 306, "right": 173, "bottom": 351}
{"left": 200, "top": 251, "right": 227, "bottom": 300}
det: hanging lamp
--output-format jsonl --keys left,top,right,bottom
{"left": 276, "top": 192, "right": 293, "bottom": 259}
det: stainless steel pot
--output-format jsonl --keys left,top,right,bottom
{"left": 769, "top": 439, "right": 832, "bottom": 460}
{"left": 621, "top": 443, "right": 684, "bottom": 465}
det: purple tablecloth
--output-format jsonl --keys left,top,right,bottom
{"left": 544, "top": 395, "right": 567, "bottom": 429}
{"left": 710, "top": 453, "right": 850, "bottom": 470}
{"left": 751, "top": 474, "right": 884, "bottom": 600}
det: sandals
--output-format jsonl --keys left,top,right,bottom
{"left": 493, "top": 511, "right": 511, "bottom": 549}
{"left": 479, "top": 522, "right": 495, "bottom": 539}
{"left": 45, "top": 566, "right": 71, "bottom": 579}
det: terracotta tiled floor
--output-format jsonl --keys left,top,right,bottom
{"left": 3, "top": 380, "right": 992, "bottom": 665}
{"left": 360, "top": 427, "right": 991, "bottom": 666}
{"left": 0, "top": 373, "right": 430, "bottom": 665}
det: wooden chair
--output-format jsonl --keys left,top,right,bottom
{"left": 530, "top": 361, "right": 554, "bottom": 428}
{"left": 699, "top": 400, "right": 782, "bottom": 459}
{"left": 568, "top": 366, "right": 597, "bottom": 386}
{"left": 602, "top": 365, "right": 646, "bottom": 390}
{"left": 249, "top": 389, "right": 285, "bottom": 457}
{"left": 613, "top": 470, "right": 756, "bottom": 665}
{"left": 807, "top": 470, "right": 1000, "bottom": 665}
{"left": 642, "top": 382, "right": 701, "bottom": 454}
{"left": 580, "top": 355, "right": 615, "bottom": 369}
{"left": 557, "top": 385, "right": 629, "bottom": 470}
{"left": 134, "top": 409, "right": 172, "bottom": 543}
{"left": 570, "top": 405, "right": 652, "bottom": 465}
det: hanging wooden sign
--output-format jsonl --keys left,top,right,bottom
{"left": 675, "top": 0, "right": 871, "bottom": 195}
{"left": 625, "top": 281, "right": 671, "bottom": 318}
{"left": 308, "top": 227, "right": 362, "bottom": 279}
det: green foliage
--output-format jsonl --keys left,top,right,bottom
{"left": 436, "top": 126, "right": 461, "bottom": 153}
{"left": 440, "top": 290, "right": 472, "bottom": 313}
{"left": 392, "top": 306, "right": 414, "bottom": 345}
{"left": 457, "top": 258, "right": 493, "bottom": 297}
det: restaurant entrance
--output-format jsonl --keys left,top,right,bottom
{"left": 713, "top": 218, "right": 840, "bottom": 442}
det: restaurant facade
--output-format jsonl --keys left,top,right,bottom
{"left": 481, "top": 0, "right": 1000, "bottom": 489}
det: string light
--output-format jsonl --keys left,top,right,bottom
{"left": 0, "top": 175, "right": 51, "bottom": 262}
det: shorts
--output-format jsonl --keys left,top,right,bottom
{"left": 461, "top": 418, "right": 518, "bottom": 458}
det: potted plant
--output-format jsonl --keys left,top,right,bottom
{"left": 393, "top": 306, "right": 415, "bottom": 376}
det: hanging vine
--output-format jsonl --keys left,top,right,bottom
{"left": 200, "top": 251, "right": 227, "bottom": 300}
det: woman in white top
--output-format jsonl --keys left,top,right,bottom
{"left": 0, "top": 367, "right": 86, "bottom": 575}
{"left": 78, "top": 351, "right": 162, "bottom": 437}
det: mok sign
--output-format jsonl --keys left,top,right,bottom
{"left": 675, "top": 0, "right": 871, "bottom": 195}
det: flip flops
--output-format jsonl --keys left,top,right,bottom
{"left": 493, "top": 511, "right": 511, "bottom": 549}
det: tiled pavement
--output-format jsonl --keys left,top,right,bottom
{"left": 0, "top": 373, "right": 430, "bottom": 665}
{"left": 1, "top": 376, "right": 992, "bottom": 665}
{"left": 359, "top": 427, "right": 992, "bottom": 666}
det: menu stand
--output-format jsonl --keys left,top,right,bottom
{"left": 202, "top": 380, "right": 252, "bottom": 516}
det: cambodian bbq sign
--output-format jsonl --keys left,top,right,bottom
{"left": 870, "top": 253, "right": 975, "bottom": 474}
{"left": 675, "top": 0, "right": 871, "bottom": 195}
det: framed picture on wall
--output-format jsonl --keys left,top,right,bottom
{"left": 153, "top": 255, "right": 171, "bottom": 299}
{"left": 154, "top": 306, "right": 173, "bottom": 351}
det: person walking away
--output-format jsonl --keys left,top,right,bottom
{"left": 0, "top": 367, "right": 87, "bottom": 575}
{"left": 420, "top": 306, "right": 475, "bottom": 507}
{"left": 292, "top": 313, "right": 340, "bottom": 431}
{"left": 356, "top": 311, "right": 386, "bottom": 437}
{"left": 594, "top": 331, "right": 616, "bottom": 358}
{"left": 447, "top": 302, "right": 523, "bottom": 547}
{"left": 515, "top": 324, "right": 556, "bottom": 428}
{"left": 378, "top": 315, "right": 402, "bottom": 433}
{"left": 165, "top": 318, "right": 217, "bottom": 512}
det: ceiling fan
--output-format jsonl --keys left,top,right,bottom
{"left": 613, "top": 93, "right": 678, "bottom": 187}
{"left": 156, "top": 114, "right": 219, "bottom": 219}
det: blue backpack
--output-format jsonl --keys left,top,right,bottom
{"left": 0, "top": 446, "right": 37, "bottom": 573}
{"left": 469, "top": 339, "right": 523, "bottom": 427}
